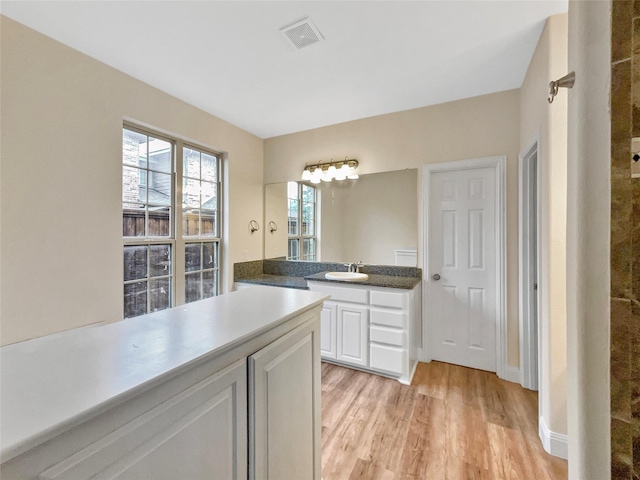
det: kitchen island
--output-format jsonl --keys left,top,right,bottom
{"left": 1, "top": 286, "right": 327, "bottom": 480}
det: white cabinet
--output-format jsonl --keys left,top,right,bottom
{"left": 308, "top": 281, "right": 421, "bottom": 385}
{"left": 320, "top": 302, "right": 337, "bottom": 359}
{"left": 249, "top": 319, "right": 321, "bottom": 480}
{"left": 39, "top": 360, "right": 247, "bottom": 480}
{"left": 337, "top": 303, "right": 369, "bottom": 367}
{"left": 1, "top": 287, "right": 325, "bottom": 480}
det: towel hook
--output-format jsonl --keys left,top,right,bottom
{"left": 268, "top": 221, "right": 278, "bottom": 233}
{"left": 249, "top": 220, "right": 260, "bottom": 233}
{"left": 548, "top": 71, "right": 575, "bottom": 104}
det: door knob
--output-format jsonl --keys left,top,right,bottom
{"left": 432, "top": 274, "right": 441, "bottom": 281}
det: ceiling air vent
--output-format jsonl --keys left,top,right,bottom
{"left": 280, "top": 17, "right": 323, "bottom": 50}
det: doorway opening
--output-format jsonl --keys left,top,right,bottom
{"left": 519, "top": 140, "right": 540, "bottom": 391}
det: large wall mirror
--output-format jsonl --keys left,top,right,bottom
{"left": 264, "top": 169, "right": 418, "bottom": 266}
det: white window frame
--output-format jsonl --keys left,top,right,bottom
{"left": 122, "top": 123, "right": 224, "bottom": 318}
{"left": 179, "top": 143, "right": 222, "bottom": 304}
{"left": 287, "top": 182, "right": 317, "bottom": 261}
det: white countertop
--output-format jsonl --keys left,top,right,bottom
{"left": 0, "top": 286, "right": 327, "bottom": 462}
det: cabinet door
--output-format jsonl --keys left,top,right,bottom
{"left": 337, "top": 304, "right": 369, "bottom": 367}
{"left": 39, "top": 359, "right": 247, "bottom": 480}
{"left": 249, "top": 317, "right": 321, "bottom": 480}
{"left": 320, "top": 302, "right": 337, "bottom": 359}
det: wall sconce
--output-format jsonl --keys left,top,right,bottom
{"left": 302, "top": 157, "right": 359, "bottom": 184}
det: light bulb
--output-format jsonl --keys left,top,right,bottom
{"left": 301, "top": 169, "right": 311, "bottom": 181}
{"left": 340, "top": 164, "right": 350, "bottom": 173}
{"left": 312, "top": 167, "right": 323, "bottom": 177}
{"left": 328, "top": 165, "right": 337, "bottom": 175}
{"left": 321, "top": 174, "right": 332, "bottom": 182}
{"left": 335, "top": 174, "right": 346, "bottom": 181}
{"left": 310, "top": 177, "right": 321, "bottom": 184}
{"left": 348, "top": 174, "right": 359, "bottom": 180}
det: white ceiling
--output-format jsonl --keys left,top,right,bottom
{"left": 1, "top": 1, "right": 568, "bottom": 139}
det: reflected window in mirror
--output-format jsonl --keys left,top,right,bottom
{"left": 287, "top": 182, "right": 317, "bottom": 261}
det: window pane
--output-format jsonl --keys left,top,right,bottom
{"left": 123, "top": 206, "right": 145, "bottom": 237}
{"left": 124, "top": 281, "right": 147, "bottom": 318}
{"left": 150, "top": 244, "right": 171, "bottom": 277}
{"left": 183, "top": 147, "right": 200, "bottom": 179}
{"left": 202, "top": 270, "right": 215, "bottom": 299}
{"left": 303, "top": 238, "right": 315, "bottom": 261}
{"left": 203, "top": 242, "right": 216, "bottom": 269}
{"left": 201, "top": 153, "right": 217, "bottom": 182}
{"left": 185, "top": 243, "right": 201, "bottom": 272}
{"left": 147, "top": 207, "right": 170, "bottom": 237}
{"left": 123, "top": 166, "right": 147, "bottom": 204}
{"left": 185, "top": 272, "right": 201, "bottom": 303}
{"left": 201, "top": 211, "right": 216, "bottom": 236}
{"left": 148, "top": 137, "right": 172, "bottom": 173}
{"left": 302, "top": 184, "right": 314, "bottom": 202}
{"left": 201, "top": 182, "right": 216, "bottom": 210}
{"left": 288, "top": 239, "right": 299, "bottom": 260}
{"left": 148, "top": 172, "right": 171, "bottom": 206}
{"left": 288, "top": 199, "right": 299, "bottom": 235}
{"left": 183, "top": 209, "right": 199, "bottom": 236}
{"left": 123, "top": 129, "right": 147, "bottom": 168}
{"left": 124, "top": 245, "right": 147, "bottom": 281}
{"left": 149, "top": 277, "right": 171, "bottom": 312}
{"left": 302, "top": 205, "right": 314, "bottom": 236}
{"left": 183, "top": 178, "right": 200, "bottom": 208}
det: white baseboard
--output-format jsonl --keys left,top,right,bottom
{"left": 504, "top": 366, "right": 520, "bottom": 384}
{"left": 539, "top": 415, "right": 568, "bottom": 459}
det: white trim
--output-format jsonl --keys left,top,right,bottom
{"left": 539, "top": 415, "right": 568, "bottom": 460}
{"left": 421, "top": 156, "right": 507, "bottom": 378}
{"left": 518, "top": 136, "right": 541, "bottom": 390}
{"left": 506, "top": 366, "right": 521, "bottom": 384}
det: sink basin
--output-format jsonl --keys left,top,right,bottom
{"left": 324, "top": 272, "right": 369, "bottom": 281}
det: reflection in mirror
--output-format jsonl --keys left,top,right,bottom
{"left": 264, "top": 169, "right": 418, "bottom": 265}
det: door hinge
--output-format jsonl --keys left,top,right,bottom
{"left": 534, "top": 283, "right": 538, "bottom": 291}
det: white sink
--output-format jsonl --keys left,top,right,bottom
{"left": 324, "top": 272, "right": 369, "bottom": 281}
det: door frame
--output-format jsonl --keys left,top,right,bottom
{"left": 519, "top": 138, "right": 541, "bottom": 390}
{"left": 421, "top": 156, "right": 507, "bottom": 379}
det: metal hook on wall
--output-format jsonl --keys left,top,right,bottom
{"left": 249, "top": 220, "right": 260, "bottom": 233}
{"left": 268, "top": 221, "right": 278, "bottom": 233}
{"left": 548, "top": 71, "right": 575, "bottom": 104}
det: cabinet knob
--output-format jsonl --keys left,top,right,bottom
{"left": 432, "top": 274, "right": 441, "bottom": 281}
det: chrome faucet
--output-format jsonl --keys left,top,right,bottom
{"left": 348, "top": 261, "right": 363, "bottom": 273}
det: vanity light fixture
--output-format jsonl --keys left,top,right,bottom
{"left": 302, "top": 158, "right": 359, "bottom": 183}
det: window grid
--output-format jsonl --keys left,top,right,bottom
{"left": 287, "top": 182, "right": 317, "bottom": 261}
{"left": 122, "top": 125, "right": 223, "bottom": 318}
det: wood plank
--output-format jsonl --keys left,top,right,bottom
{"left": 321, "top": 361, "right": 567, "bottom": 480}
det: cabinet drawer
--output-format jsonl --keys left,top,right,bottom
{"left": 370, "top": 344, "right": 405, "bottom": 376}
{"left": 370, "top": 325, "right": 404, "bottom": 347}
{"left": 307, "top": 283, "right": 369, "bottom": 304}
{"left": 370, "top": 308, "right": 406, "bottom": 328}
{"left": 370, "top": 289, "right": 406, "bottom": 309}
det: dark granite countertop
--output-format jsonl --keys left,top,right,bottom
{"left": 304, "top": 272, "right": 420, "bottom": 290}
{"left": 235, "top": 274, "right": 309, "bottom": 290}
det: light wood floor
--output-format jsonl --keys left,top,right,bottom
{"left": 321, "top": 361, "right": 567, "bottom": 480}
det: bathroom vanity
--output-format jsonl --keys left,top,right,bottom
{"left": 0, "top": 286, "right": 327, "bottom": 480}
{"left": 307, "top": 277, "right": 421, "bottom": 385}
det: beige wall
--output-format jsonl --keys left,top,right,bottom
{"left": 0, "top": 17, "right": 264, "bottom": 346}
{"left": 566, "top": 0, "right": 611, "bottom": 477}
{"left": 264, "top": 183, "right": 289, "bottom": 259}
{"left": 317, "top": 169, "right": 417, "bottom": 265}
{"left": 264, "top": 89, "right": 521, "bottom": 366}
{"left": 520, "top": 13, "right": 568, "bottom": 438}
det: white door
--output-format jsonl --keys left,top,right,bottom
{"left": 429, "top": 166, "right": 497, "bottom": 372}
{"left": 337, "top": 304, "right": 368, "bottom": 367}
